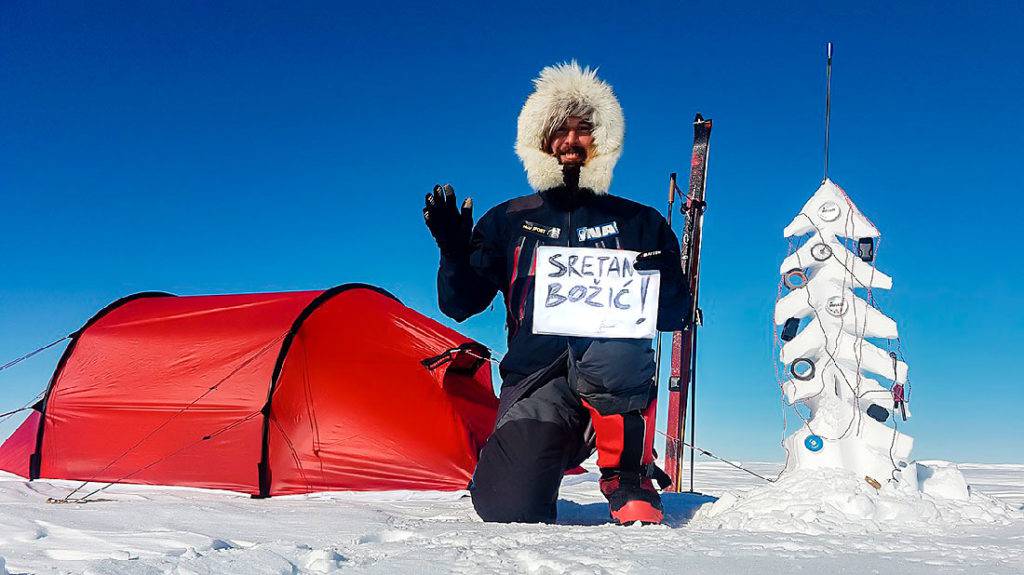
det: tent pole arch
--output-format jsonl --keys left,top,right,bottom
{"left": 29, "top": 292, "right": 177, "bottom": 479}
{"left": 254, "top": 283, "right": 400, "bottom": 498}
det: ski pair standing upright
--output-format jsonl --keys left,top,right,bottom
{"left": 662, "top": 115, "right": 713, "bottom": 494}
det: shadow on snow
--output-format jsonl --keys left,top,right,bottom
{"left": 556, "top": 492, "right": 718, "bottom": 527}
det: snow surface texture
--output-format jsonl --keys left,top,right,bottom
{"left": 1, "top": 461, "right": 1021, "bottom": 574}
{"left": 775, "top": 178, "right": 914, "bottom": 485}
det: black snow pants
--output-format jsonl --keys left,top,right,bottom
{"left": 470, "top": 338, "right": 658, "bottom": 524}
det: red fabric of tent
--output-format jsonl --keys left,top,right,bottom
{"left": 0, "top": 284, "right": 497, "bottom": 496}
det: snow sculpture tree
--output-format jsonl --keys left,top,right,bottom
{"left": 775, "top": 178, "right": 912, "bottom": 484}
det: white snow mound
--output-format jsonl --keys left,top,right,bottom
{"left": 694, "top": 464, "right": 1021, "bottom": 535}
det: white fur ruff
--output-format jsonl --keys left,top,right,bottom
{"left": 515, "top": 61, "right": 624, "bottom": 194}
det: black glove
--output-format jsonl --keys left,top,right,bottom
{"left": 636, "top": 249, "right": 691, "bottom": 331}
{"left": 423, "top": 183, "right": 473, "bottom": 257}
{"left": 633, "top": 250, "right": 682, "bottom": 277}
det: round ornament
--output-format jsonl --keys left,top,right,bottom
{"left": 790, "top": 358, "right": 816, "bottom": 381}
{"left": 817, "top": 201, "right": 841, "bottom": 222}
{"left": 810, "top": 242, "right": 833, "bottom": 261}
{"left": 783, "top": 268, "right": 808, "bottom": 290}
{"left": 825, "top": 295, "right": 849, "bottom": 317}
{"left": 804, "top": 434, "right": 824, "bottom": 452}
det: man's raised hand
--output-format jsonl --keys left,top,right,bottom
{"left": 423, "top": 183, "right": 473, "bottom": 257}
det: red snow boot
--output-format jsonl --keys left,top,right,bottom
{"left": 600, "top": 470, "right": 664, "bottom": 525}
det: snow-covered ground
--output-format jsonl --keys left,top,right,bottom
{"left": 1, "top": 462, "right": 1021, "bottom": 574}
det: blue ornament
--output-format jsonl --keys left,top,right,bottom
{"left": 804, "top": 434, "right": 824, "bottom": 452}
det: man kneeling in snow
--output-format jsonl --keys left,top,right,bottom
{"left": 423, "top": 62, "right": 690, "bottom": 525}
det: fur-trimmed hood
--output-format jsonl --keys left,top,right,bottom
{"left": 515, "top": 61, "right": 624, "bottom": 194}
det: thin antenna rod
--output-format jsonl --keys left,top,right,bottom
{"left": 824, "top": 42, "right": 833, "bottom": 181}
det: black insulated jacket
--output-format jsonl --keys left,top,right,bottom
{"left": 438, "top": 186, "right": 691, "bottom": 381}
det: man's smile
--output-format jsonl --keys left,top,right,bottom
{"left": 557, "top": 146, "right": 588, "bottom": 165}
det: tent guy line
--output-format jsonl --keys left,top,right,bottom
{"left": 0, "top": 335, "right": 70, "bottom": 373}
{"left": 64, "top": 409, "right": 267, "bottom": 503}
{"left": 60, "top": 333, "right": 288, "bottom": 503}
{"left": 0, "top": 338, "right": 70, "bottom": 424}
{"left": 656, "top": 429, "right": 775, "bottom": 484}
{"left": 0, "top": 390, "right": 45, "bottom": 422}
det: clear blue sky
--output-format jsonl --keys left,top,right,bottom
{"left": 2, "top": 2, "right": 1021, "bottom": 465}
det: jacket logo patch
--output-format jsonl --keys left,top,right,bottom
{"left": 522, "top": 221, "right": 561, "bottom": 239}
{"left": 576, "top": 221, "right": 619, "bottom": 242}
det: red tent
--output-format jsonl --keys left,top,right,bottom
{"left": 0, "top": 284, "right": 497, "bottom": 496}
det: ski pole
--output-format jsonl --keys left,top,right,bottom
{"left": 653, "top": 173, "right": 678, "bottom": 402}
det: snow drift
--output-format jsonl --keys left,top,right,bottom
{"left": 695, "top": 461, "right": 1020, "bottom": 535}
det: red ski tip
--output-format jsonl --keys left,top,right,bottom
{"left": 610, "top": 500, "right": 664, "bottom": 526}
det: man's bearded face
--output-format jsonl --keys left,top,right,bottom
{"left": 546, "top": 116, "right": 595, "bottom": 167}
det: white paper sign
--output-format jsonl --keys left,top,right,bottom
{"left": 532, "top": 246, "right": 660, "bottom": 339}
